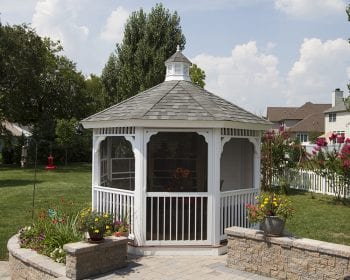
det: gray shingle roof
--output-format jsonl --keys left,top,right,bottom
{"left": 82, "top": 80, "right": 270, "bottom": 125}
{"left": 324, "top": 102, "right": 347, "bottom": 113}
{"left": 165, "top": 51, "right": 192, "bottom": 64}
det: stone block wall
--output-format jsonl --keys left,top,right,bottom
{"left": 8, "top": 234, "right": 128, "bottom": 280}
{"left": 7, "top": 235, "right": 66, "bottom": 280}
{"left": 225, "top": 227, "right": 350, "bottom": 280}
{"left": 64, "top": 236, "right": 128, "bottom": 280}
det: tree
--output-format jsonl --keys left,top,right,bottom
{"left": 190, "top": 64, "right": 206, "bottom": 88}
{"left": 85, "top": 74, "right": 107, "bottom": 114}
{"left": 55, "top": 118, "right": 78, "bottom": 165}
{"left": 102, "top": 3, "right": 186, "bottom": 105}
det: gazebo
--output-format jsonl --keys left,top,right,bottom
{"left": 81, "top": 48, "right": 271, "bottom": 255}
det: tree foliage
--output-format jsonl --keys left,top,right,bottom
{"left": 0, "top": 23, "right": 92, "bottom": 163}
{"left": 101, "top": 3, "right": 186, "bottom": 105}
{"left": 190, "top": 64, "right": 206, "bottom": 88}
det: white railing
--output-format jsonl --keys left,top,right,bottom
{"left": 273, "top": 169, "right": 350, "bottom": 198}
{"left": 145, "top": 192, "right": 209, "bottom": 244}
{"left": 220, "top": 188, "right": 259, "bottom": 240}
{"left": 94, "top": 186, "right": 135, "bottom": 234}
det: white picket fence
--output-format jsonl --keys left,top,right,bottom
{"left": 273, "top": 169, "right": 350, "bottom": 198}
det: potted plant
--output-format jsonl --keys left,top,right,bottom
{"left": 113, "top": 218, "right": 129, "bottom": 237}
{"left": 78, "top": 208, "right": 114, "bottom": 242}
{"left": 246, "top": 192, "right": 294, "bottom": 236}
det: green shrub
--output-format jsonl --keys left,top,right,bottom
{"left": 19, "top": 208, "right": 83, "bottom": 263}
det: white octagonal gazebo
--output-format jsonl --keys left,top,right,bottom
{"left": 81, "top": 49, "right": 271, "bottom": 255}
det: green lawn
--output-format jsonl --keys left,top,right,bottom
{"left": 286, "top": 189, "right": 350, "bottom": 246}
{"left": 0, "top": 165, "right": 349, "bottom": 260}
{"left": 0, "top": 163, "right": 91, "bottom": 260}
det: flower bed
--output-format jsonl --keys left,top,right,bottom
{"left": 8, "top": 234, "right": 128, "bottom": 280}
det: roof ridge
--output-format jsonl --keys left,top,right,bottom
{"left": 82, "top": 83, "right": 164, "bottom": 122}
{"left": 201, "top": 85, "right": 267, "bottom": 122}
{"left": 177, "top": 82, "right": 217, "bottom": 119}
{"left": 141, "top": 81, "right": 180, "bottom": 117}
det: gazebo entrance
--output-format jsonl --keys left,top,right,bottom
{"left": 146, "top": 131, "right": 208, "bottom": 243}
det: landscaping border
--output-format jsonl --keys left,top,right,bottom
{"left": 225, "top": 226, "right": 350, "bottom": 280}
{"left": 7, "top": 235, "right": 128, "bottom": 280}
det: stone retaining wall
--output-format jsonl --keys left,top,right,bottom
{"left": 225, "top": 227, "right": 350, "bottom": 280}
{"left": 7, "top": 235, "right": 128, "bottom": 280}
{"left": 64, "top": 237, "right": 128, "bottom": 280}
{"left": 7, "top": 235, "right": 65, "bottom": 279}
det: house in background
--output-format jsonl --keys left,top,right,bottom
{"left": 324, "top": 88, "right": 350, "bottom": 140}
{"left": 266, "top": 102, "right": 331, "bottom": 143}
{"left": 0, "top": 121, "right": 32, "bottom": 152}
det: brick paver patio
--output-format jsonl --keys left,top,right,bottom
{"left": 1, "top": 255, "right": 275, "bottom": 279}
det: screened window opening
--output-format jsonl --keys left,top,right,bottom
{"left": 100, "top": 137, "right": 135, "bottom": 190}
{"left": 147, "top": 132, "right": 208, "bottom": 192}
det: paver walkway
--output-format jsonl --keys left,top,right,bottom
{"left": 0, "top": 255, "right": 275, "bottom": 280}
{"left": 91, "top": 255, "right": 274, "bottom": 280}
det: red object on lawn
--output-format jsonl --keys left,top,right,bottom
{"left": 45, "top": 155, "right": 56, "bottom": 170}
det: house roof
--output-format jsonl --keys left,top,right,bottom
{"left": 324, "top": 102, "right": 347, "bottom": 113}
{"left": 82, "top": 80, "right": 270, "bottom": 128}
{"left": 1, "top": 121, "right": 32, "bottom": 137}
{"left": 287, "top": 112, "right": 325, "bottom": 132}
{"left": 267, "top": 102, "right": 331, "bottom": 122}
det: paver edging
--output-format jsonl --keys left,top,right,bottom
{"left": 225, "top": 226, "right": 350, "bottom": 280}
{"left": 7, "top": 234, "right": 128, "bottom": 280}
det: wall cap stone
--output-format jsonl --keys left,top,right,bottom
{"left": 225, "top": 226, "right": 350, "bottom": 258}
{"left": 63, "top": 236, "right": 128, "bottom": 255}
{"left": 7, "top": 234, "right": 66, "bottom": 278}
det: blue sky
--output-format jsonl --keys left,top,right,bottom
{"left": 1, "top": 0, "right": 350, "bottom": 115}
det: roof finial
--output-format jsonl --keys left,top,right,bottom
{"left": 176, "top": 45, "right": 180, "bottom": 52}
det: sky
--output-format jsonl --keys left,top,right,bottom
{"left": 1, "top": 0, "right": 350, "bottom": 115}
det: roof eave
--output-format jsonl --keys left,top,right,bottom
{"left": 81, "top": 119, "right": 271, "bottom": 131}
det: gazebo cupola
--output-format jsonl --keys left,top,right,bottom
{"left": 165, "top": 46, "right": 191, "bottom": 82}
{"left": 81, "top": 48, "right": 271, "bottom": 255}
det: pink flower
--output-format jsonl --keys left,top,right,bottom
{"left": 316, "top": 137, "right": 327, "bottom": 147}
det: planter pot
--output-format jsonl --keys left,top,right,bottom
{"left": 260, "top": 216, "right": 285, "bottom": 236}
{"left": 88, "top": 231, "right": 104, "bottom": 242}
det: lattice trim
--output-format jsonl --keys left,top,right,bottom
{"left": 221, "top": 128, "right": 260, "bottom": 137}
{"left": 95, "top": 127, "right": 135, "bottom": 135}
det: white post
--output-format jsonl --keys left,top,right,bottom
{"left": 249, "top": 137, "right": 261, "bottom": 190}
{"left": 92, "top": 134, "right": 106, "bottom": 210}
{"left": 107, "top": 137, "right": 112, "bottom": 184}
{"left": 209, "top": 129, "right": 221, "bottom": 246}
{"left": 133, "top": 128, "right": 145, "bottom": 245}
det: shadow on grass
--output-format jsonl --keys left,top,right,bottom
{"left": 0, "top": 179, "right": 43, "bottom": 188}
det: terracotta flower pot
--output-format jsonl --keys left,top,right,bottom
{"left": 260, "top": 216, "right": 285, "bottom": 237}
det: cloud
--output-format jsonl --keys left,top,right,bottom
{"left": 100, "top": 7, "right": 130, "bottom": 42}
{"left": 274, "top": 0, "right": 346, "bottom": 18}
{"left": 286, "top": 38, "right": 350, "bottom": 105}
{"left": 32, "top": 0, "right": 89, "bottom": 46}
{"left": 192, "top": 38, "right": 350, "bottom": 115}
{"left": 192, "top": 41, "right": 283, "bottom": 116}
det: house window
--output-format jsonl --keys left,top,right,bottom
{"left": 296, "top": 133, "right": 308, "bottom": 143}
{"left": 147, "top": 132, "right": 208, "bottom": 192}
{"left": 329, "top": 113, "right": 336, "bottom": 122}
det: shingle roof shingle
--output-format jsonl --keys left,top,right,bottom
{"left": 82, "top": 80, "right": 270, "bottom": 125}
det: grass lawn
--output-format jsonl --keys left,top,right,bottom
{"left": 1, "top": 165, "right": 349, "bottom": 260}
{"left": 0, "top": 163, "right": 91, "bottom": 260}
{"left": 286, "top": 189, "right": 350, "bottom": 246}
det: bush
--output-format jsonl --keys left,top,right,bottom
{"left": 19, "top": 208, "right": 83, "bottom": 263}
